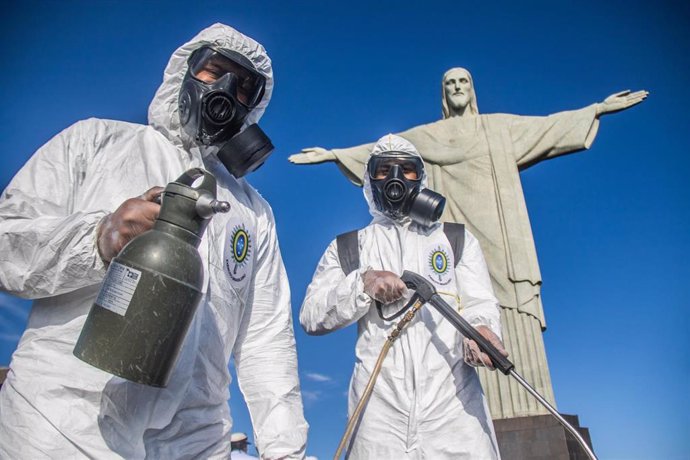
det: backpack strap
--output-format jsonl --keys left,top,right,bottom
{"left": 337, "top": 223, "right": 464, "bottom": 274}
{"left": 336, "top": 230, "right": 360, "bottom": 276}
{"left": 442, "top": 222, "right": 465, "bottom": 267}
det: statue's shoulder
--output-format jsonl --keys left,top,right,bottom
{"left": 398, "top": 118, "right": 448, "bottom": 138}
{"left": 416, "top": 118, "right": 447, "bottom": 130}
{"left": 408, "top": 113, "right": 515, "bottom": 129}
{"left": 475, "top": 113, "right": 522, "bottom": 129}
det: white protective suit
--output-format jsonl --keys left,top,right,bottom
{"left": 231, "top": 450, "right": 259, "bottom": 460}
{"left": 300, "top": 135, "right": 502, "bottom": 459}
{"left": 0, "top": 23, "right": 308, "bottom": 459}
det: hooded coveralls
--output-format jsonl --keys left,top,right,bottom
{"left": 0, "top": 24, "right": 308, "bottom": 459}
{"left": 300, "top": 135, "right": 501, "bottom": 459}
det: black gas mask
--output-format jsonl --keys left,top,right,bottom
{"left": 179, "top": 46, "right": 273, "bottom": 178}
{"left": 368, "top": 153, "right": 446, "bottom": 228}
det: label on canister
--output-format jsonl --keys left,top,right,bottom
{"left": 96, "top": 261, "right": 142, "bottom": 316}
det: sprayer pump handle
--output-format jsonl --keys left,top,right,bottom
{"left": 174, "top": 168, "right": 217, "bottom": 197}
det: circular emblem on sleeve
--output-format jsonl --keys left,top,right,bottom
{"left": 430, "top": 249, "right": 449, "bottom": 274}
{"left": 232, "top": 228, "right": 250, "bottom": 264}
{"left": 225, "top": 224, "right": 253, "bottom": 284}
{"left": 423, "top": 244, "right": 453, "bottom": 286}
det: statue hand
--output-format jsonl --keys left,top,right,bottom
{"left": 288, "top": 147, "right": 336, "bottom": 164}
{"left": 596, "top": 89, "right": 649, "bottom": 116}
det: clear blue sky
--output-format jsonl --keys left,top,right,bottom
{"left": 1, "top": 1, "right": 688, "bottom": 459}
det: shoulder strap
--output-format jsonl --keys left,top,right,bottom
{"left": 336, "top": 230, "right": 360, "bottom": 276}
{"left": 337, "top": 224, "right": 464, "bottom": 273}
{"left": 442, "top": 222, "right": 465, "bottom": 267}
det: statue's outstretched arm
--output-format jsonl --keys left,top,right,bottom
{"left": 288, "top": 147, "right": 336, "bottom": 164}
{"left": 289, "top": 143, "right": 372, "bottom": 186}
{"left": 596, "top": 89, "right": 649, "bottom": 116}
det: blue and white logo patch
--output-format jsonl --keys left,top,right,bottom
{"left": 424, "top": 243, "right": 453, "bottom": 286}
{"left": 224, "top": 219, "right": 255, "bottom": 287}
{"left": 232, "top": 227, "right": 250, "bottom": 265}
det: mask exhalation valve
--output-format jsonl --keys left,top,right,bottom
{"left": 204, "top": 93, "right": 235, "bottom": 124}
{"left": 384, "top": 180, "right": 406, "bottom": 202}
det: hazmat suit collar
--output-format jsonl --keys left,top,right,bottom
{"left": 363, "top": 134, "right": 429, "bottom": 227}
{"left": 147, "top": 23, "right": 273, "bottom": 159}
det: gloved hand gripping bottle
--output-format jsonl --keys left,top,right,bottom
{"left": 74, "top": 168, "right": 230, "bottom": 387}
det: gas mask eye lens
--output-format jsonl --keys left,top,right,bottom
{"left": 187, "top": 47, "right": 266, "bottom": 108}
{"left": 193, "top": 63, "right": 227, "bottom": 84}
{"left": 402, "top": 164, "right": 419, "bottom": 180}
{"left": 368, "top": 155, "right": 423, "bottom": 181}
{"left": 374, "top": 164, "right": 390, "bottom": 179}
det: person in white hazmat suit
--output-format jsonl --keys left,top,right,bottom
{"left": 300, "top": 134, "right": 507, "bottom": 458}
{"left": 0, "top": 23, "right": 308, "bottom": 459}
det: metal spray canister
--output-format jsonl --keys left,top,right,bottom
{"left": 74, "top": 168, "right": 229, "bottom": 387}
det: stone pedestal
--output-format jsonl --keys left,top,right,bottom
{"left": 493, "top": 414, "right": 594, "bottom": 460}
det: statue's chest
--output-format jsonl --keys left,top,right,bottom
{"left": 413, "top": 119, "right": 490, "bottom": 164}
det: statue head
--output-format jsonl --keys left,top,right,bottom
{"left": 442, "top": 67, "right": 479, "bottom": 118}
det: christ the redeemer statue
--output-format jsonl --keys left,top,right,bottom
{"left": 289, "top": 67, "right": 647, "bottom": 419}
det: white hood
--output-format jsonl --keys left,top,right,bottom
{"left": 147, "top": 23, "right": 273, "bottom": 151}
{"left": 363, "top": 133, "right": 428, "bottom": 224}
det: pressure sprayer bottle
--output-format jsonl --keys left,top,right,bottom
{"left": 74, "top": 168, "right": 230, "bottom": 387}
